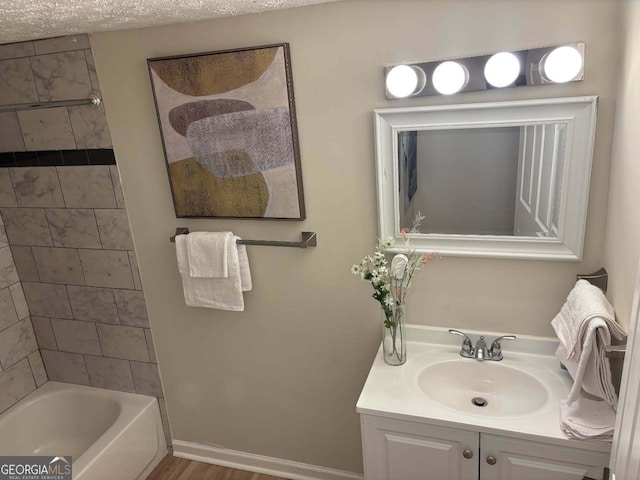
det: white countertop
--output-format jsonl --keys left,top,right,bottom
{"left": 356, "top": 325, "right": 611, "bottom": 453}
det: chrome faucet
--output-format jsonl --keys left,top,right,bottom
{"left": 448, "top": 330, "right": 516, "bottom": 361}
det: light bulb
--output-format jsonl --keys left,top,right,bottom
{"left": 432, "top": 61, "right": 468, "bottom": 95}
{"left": 543, "top": 46, "right": 583, "bottom": 83}
{"left": 484, "top": 52, "right": 520, "bottom": 88}
{"left": 385, "top": 65, "right": 426, "bottom": 98}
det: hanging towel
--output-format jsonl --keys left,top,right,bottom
{"left": 186, "top": 231, "right": 233, "bottom": 278}
{"left": 175, "top": 234, "right": 252, "bottom": 311}
{"left": 551, "top": 280, "right": 626, "bottom": 410}
{"left": 556, "top": 320, "right": 617, "bottom": 408}
{"left": 559, "top": 395, "right": 616, "bottom": 441}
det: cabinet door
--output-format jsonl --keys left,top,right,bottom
{"left": 361, "top": 416, "right": 479, "bottom": 480}
{"left": 480, "top": 434, "right": 610, "bottom": 480}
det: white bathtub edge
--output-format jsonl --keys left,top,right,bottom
{"left": 172, "top": 440, "right": 363, "bottom": 480}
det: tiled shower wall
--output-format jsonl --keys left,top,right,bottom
{"left": 0, "top": 222, "right": 45, "bottom": 413}
{"left": 0, "top": 34, "right": 170, "bottom": 445}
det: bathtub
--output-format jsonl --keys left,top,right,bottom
{"left": 0, "top": 381, "right": 167, "bottom": 479}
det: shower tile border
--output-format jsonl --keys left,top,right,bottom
{"left": 0, "top": 148, "right": 115, "bottom": 167}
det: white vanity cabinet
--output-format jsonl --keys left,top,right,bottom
{"left": 361, "top": 415, "right": 610, "bottom": 480}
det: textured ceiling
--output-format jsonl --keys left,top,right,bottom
{"left": 0, "top": 0, "right": 339, "bottom": 44}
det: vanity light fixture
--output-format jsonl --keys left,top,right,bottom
{"left": 385, "top": 65, "right": 426, "bottom": 98}
{"left": 383, "top": 42, "right": 584, "bottom": 99}
{"left": 432, "top": 61, "right": 469, "bottom": 95}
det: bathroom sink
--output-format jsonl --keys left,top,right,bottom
{"left": 417, "top": 359, "right": 548, "bottom": 416}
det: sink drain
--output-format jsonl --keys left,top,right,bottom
{"left": 471, "top": 397, "right": 488, "bottom": 408}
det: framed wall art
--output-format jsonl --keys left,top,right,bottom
{"left": 148, "top": 43, "right": 305, "bottom": 219}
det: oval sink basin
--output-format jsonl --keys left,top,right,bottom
{"left": 417, "top": 360, "right": 548, "bottom": 416}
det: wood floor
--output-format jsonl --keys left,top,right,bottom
{"left": 147, "top": 455, "right": 289, "bottom": 480}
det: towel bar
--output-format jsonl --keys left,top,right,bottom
{"left": 170, "top": 228, "right": 317, "bottom": 248}
{"left": 605, "top": 344, "right": 626, "bottom": 358}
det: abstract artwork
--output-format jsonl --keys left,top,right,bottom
{"left": 148, "top": 44, "right": 305, "bottom": 219}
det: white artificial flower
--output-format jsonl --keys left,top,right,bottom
{"left": 351, "top": 264, "right": 360, "bottom": 275}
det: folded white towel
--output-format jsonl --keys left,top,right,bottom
{"left": 560, "top": 396, "right": 616, "bottom": 441}
{"left": 551, "top": 280, "right": 625, "bottom": 359}
{"left": 186, "top": 231, "right": 233, "bottom": 278}
{"left": 176, "top": 234, "right": 252, "bottom": 311}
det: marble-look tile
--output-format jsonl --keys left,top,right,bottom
{"left": 0, "top": 227, "right": 7, "bottom": 248}
{"left": 0, "top": 358, "right": 36, "bottom": 414}
{"left": 96, "top": 324, "right": 149, "bottom": 362}
{"left": 0, "top": 41, "right": 35, "bottom": 60}
{"left": 51, "top": 318, "right": 101, "bottom": 355}
{"left": 28, "top": 350, "right": 47, "bottom": 387}
{"left": 95, "top": 209, "right": 133, "bottom": 250}
{"left": 9, "top": 283, "right": 30, "bottom": 320}
{"left": 32, "top": 247, "right": 85, "bottom": 285}
{"left": 31, "top": 51, "right": 92, "bottom": 101}
{"left": 115, "top": 290, "right": 149, "bottom": 328}
{"left": 0, "top": 287, "right": 18, "bottom": 331}
{"left": 109, "top": 165, "right": 125, "bottom": 209}
{"left": 78, "top": 249, "right": 133, "bottom": 289}
{"left": 40, "top": 349, "right": 89, "bottom": 385}
{"left": 128, "top": 252, "right": 142, "bottom": 290}
{"left": 0, "top": 170, "right": 17, "bottom": 207}
{"left": 22, "top": 282, "right": 72, "bottom": 319}
{"left": 0, "top": 58, "right": 39, "bottom": 105}
{"left": 1, "top": 208, "right": 53, "bottom": 246}
{"left": 31, "top": 316, "right": 57, "bottom": 350}
{"left": 0, "top": 112, "right": 25, "bottom": 152}
{"left": 158, "top": 398, "right": 172, "bottom": 446}
{"left": 85, "top": 355, "right": 135, "bottom": 393}
{"left": 57, "top": 166, "right": 116, "bottom": 208}
{"left": 0, "top": 317, "right": 38, "bottom": 369}
{"left": 46, "top": 208, "right": 101, "bottom": 249}
{"left": 10, "top": 167, "right": 65, "bottom": 208}
{"left": 0, "top": 246, "right": 19, "bottom": 289}
{"left": 10, "top": 246, "right": 39, "bottom": 282}
{"left": 144, "top": 329, "right": 157, "bottom": 364}
{"left": 131, "top": 361, "right": 163, "bottom": 397}
{"left": 83, "top": 49, "right": 101, "bottom": 94}
{"left": 33, "top": 35, "right": 90, "bottom": 55}
{"left": 67, "top": 285, "right": 119, "bottom": 324}
{"left": 17, "top": 108, "right": 76, "bottom": 151}
{"left": 68, "top": 105, "right": 112, "bottom": 149}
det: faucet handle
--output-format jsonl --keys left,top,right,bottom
{"left": 489, "top": 335, "right": 516, "bottom": 360}
{"left": 448, "top": 329, "right": 474, "bottom": 357}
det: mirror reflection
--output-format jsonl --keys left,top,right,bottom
{"left": 398, "top": 124, "right": 567, "bottom": 237}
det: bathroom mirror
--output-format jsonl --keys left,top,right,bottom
{"left": 374, "top": 96, "right": 598, "bottom": 260}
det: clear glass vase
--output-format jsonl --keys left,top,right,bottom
{"left": 382, "top": 302, "right": 406, "bottom": 366}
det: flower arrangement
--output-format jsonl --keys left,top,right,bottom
{"left": 351, "top": 213, "right": 438, "bottom": 365}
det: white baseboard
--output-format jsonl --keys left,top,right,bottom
{"left": 172, "top": 440, "right": 364, "bottom": 480}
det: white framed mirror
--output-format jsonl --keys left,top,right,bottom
{"left": 374, "top": 96, "right": 598, "bottom": 260}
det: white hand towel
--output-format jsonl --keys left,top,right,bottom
{"left": 560, "top": 396, "right": 616, "bottom": 441}
{"left": 556, "top": 318, "right": 618, "bottom": 408}
{"left": 176, "top": 234, "right": 252, "bottom": 311}
{"left": 186, "top": 231, "right": 233, "bottom": 278}
{"left": 551, "top": 280, "right": 625, "bottom": 359}
{"left": 552, "top": 280, "right": 626, "bottom": 411}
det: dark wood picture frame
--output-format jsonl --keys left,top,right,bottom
{"left": 148, "top": 43, "right": 305, "bottom": 219}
